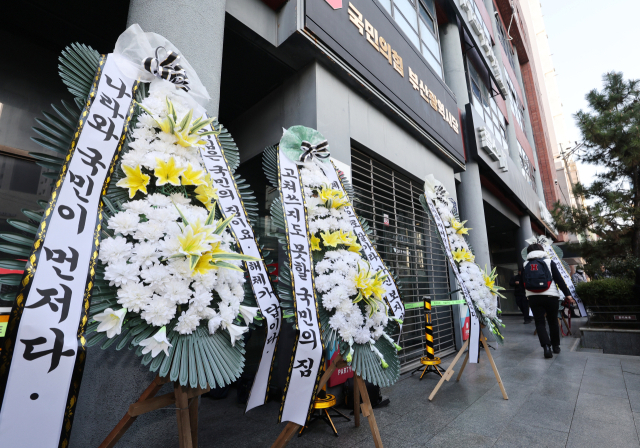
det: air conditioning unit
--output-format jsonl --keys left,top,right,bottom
{"left": 479, "top": 34, "right": 492, "bottom": 53}
{"left": 478, "top": 127, "right": 499, "bottom": 161}
{"left": 468, "top": 16, "right": 482, "bottom": 35}
{"left": 459, "top": 0, "right": 470, "bottom": 12}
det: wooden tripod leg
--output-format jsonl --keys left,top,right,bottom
{"left": 356, "top": 376, "right": 383, "bottom": 448}
{"left": 175, "top": 384, "right": 193, "bottom": 448}
{"left": 354, "top": 373, "right": 361, "bottom": 427}
{"left": 480, "top": 336, "right": 508, "bottom": 400}
{"left": 189, "top": 396, "right": 199, "bottom": 447}
{"left": 271, "top": 355, "right": 346, "bottom": 448}
{"left": 429, "top": 339, "right": 468, "bottom": 402}
{"left": 98, "top": 375, "right": 169, "bottom": 448}
{"left": 456, "top": 352, "right": 470, "bottom": 382}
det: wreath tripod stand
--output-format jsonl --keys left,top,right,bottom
{"left": 271, "top": 353, "right": 384, "bottom": 448}
{"left": 98, "top": 375, "right": 210, "bottom": 448}
{"left": 428, "top": 327, "right": 508, "bottom": 402}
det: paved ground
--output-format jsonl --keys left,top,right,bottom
{"left": 193, "top": 315, "right": 640, "bottom": 447}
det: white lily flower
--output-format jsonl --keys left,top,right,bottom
{"left": 224, "top": 322, "right": 249, "bottom": 346}
{"left": 238, "top": 305, "right": 259, "bottom": 326}
{"left": 94, "top": 307, "right": 127, "bottom": 338}
{"left": 139, "top": 326, "right": 172, "bottom": 358}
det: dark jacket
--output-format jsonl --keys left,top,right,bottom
{"left": 509, "top": 274, "right": 527, "bottom": 300}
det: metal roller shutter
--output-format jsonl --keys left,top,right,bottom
{"left": 350, "top": 149, "right": 457, "bottom": 371}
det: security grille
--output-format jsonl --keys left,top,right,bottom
{"left": 351, "top": 149, "right": 457, "bottom": 370}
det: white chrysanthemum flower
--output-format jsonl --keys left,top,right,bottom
{"left": 99, "top": 236, "right": 133, "bottom": 265}
{"left": 141, "top": 295, "right": 176, "bottom": 327}
{"left": 131, "top": 242, "right": 159, "bottom": 268}
{"left": 175, "top": 308, "right": 201, "bottom": 334}
{"left": 162, "top": 278, "right": 193, "bottom": 305}
{"left": 117, "top": 281, "right": 151, "bottom": 313}
{"left": 104, "top": 260, "right": 139, "bottom": 287}
{"left": 146, "top": 193, "right": 172, "bottom": 207}
{"left": 108, "top": 211, "right": 140, "bottom": 236}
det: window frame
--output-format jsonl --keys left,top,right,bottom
{"left": 382, "top": 0, "right": 444, "bottom": 76}
{"left": 467, "top": 59, "right": 509, "bottom": 151}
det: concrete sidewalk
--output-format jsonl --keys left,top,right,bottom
{"left": 192, "top": 315, "right": 640, "bottom": 447}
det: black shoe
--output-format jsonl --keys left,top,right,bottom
{"left": 543, "top": 345, "right": 553, "bottom": 359}
{"left": 524, "top": 319, "right": 532, "bottom": 324}
{"left": 553, "top": 345, "right": 561, "bottom": 354}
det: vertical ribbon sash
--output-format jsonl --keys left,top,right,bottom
{"left": 319, "top": 162, "right": 405, "bottom": 332}
{"left": 424, "top": 196, "right": 480, "bottom": 363}
{"left": 543, "top": 245, "right": 586, "bottom": 317}
{"left": 277, "top": 149, "right": 324, "bottom": 425}
{"left": 0, "top": 55, "right": 137, "bottom": 447}
{"left": 198, "top": 133, "right": 281, "bottom": 411}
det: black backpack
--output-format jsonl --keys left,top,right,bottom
{"left": 523, "top": 259, "right": 553, "bottom": 293}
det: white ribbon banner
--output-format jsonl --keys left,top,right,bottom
{"left": 319, "top": 162, "right": 405, "bottom": 332}
{"left": 0, "top": 55, "right": 136, "bottom": 447}
{"left": 424, "top": 196, "right": 480, "bottom": 363}
{"left": 198, "top": 134, "right": 281, "bottom": 411}
{"left": 277, "top": 149, "right": 324, "bottom": 425}
{"left": 543, "top": 245, "right": 586, "bottom": 317}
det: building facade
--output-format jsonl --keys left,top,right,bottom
{"left": 0, "top": 0, "right": 574, "bottom": 445}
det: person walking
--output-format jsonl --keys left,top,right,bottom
{"left": 523, "top": 243, "right": 574, "bottom": 359}
{"left": 572, "top": 267, "right": 588, "bottom": 285}
{"left": 509, "top": 269, "right": 531, "bottom": 324}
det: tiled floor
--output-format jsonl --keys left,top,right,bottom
{"left": 107, "top": 315, "right": 640, "bottom": 447}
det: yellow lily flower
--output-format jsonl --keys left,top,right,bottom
{"left": 194, "top": 175, "right": 219, "bottom": 208}
{"left": 347, "top": 242, "right": 362, "bottom": 253}
{"left": 137, "top": 98, "right": 219, "bottom": 148}
{"left": 354, "top": 272, "right": 374, "bottom": 298}
{"left": 370, "top": 277, "right": 386, "bottom": 300}
{"left": 452, "top": 248, "right": 475, "bottom": 263}
{"left": 338, "top": 230, "right": 356, "bottom": 245}
{"left": 310, "top": 235, "right": 321, "bottom": 251}
{"left": 191, "top": 251, "right": 216, "bottom": 275}
{"left": 177, "top": 226, "right": 210, "bottom": 257}
{"left": 181, "top": 164, "right": 207, "bottom": 186}
{"left": 154, "top": 157, "right": 184, "bottom": 186}
{"left": 318, "top": 186, "right": 351, "bottom": 209}
{"left": 482, "top": 266, "right": 506, "bottom": 298}
{"left": 450, "top": 218, "right": 472, "bottom": 235}
{"left": 320, "top": 230, "right": 341, "bottom": 248}
{"left": 116, "top": 164, "right": 150, "bottom": 198}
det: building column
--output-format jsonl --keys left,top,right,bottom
{"left": 457, "top": 163, "right": 492, "bottom": 269}
{"left": 439, "top": 19, "right": 470, "bottom": 109}
{"left": 127, "top": 0, "right": 227, "bottom": 116}
{"left": 515, "top": 214, "right": 534, "bottom": 267}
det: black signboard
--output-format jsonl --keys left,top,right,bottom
{"left": 305, "top": 0, "right": 465, "bottom": 164}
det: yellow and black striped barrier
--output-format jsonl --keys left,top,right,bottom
{"left": 410, "top": 297, "right": 444, "bottom": 380}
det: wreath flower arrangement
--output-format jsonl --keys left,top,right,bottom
{"left": 423, "top": 175, "right": 504, "bottom": 341}
{"left": 264, "top": 126, "right": 402, "bottom": 385}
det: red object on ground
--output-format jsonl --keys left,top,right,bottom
{"left": 327, "top": 350, "right": 353, "bottom": 387}
{"left": 462, "top": 315, "right": 470, "bottom": 341}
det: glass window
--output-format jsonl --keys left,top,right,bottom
{"left": 394, "top": 0, "right": 418, "bottom": 30}
{"left": 379, "top": 0, "right": 392, "bottom": 14}
{"left": 496, "top": 13, "right": 516, "bottom": 71}
{"left": 385, "top": 0, "right": 443, "bottom": 76}
{"left": 468, "top": 60, "right": 510, "bottom": 158}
